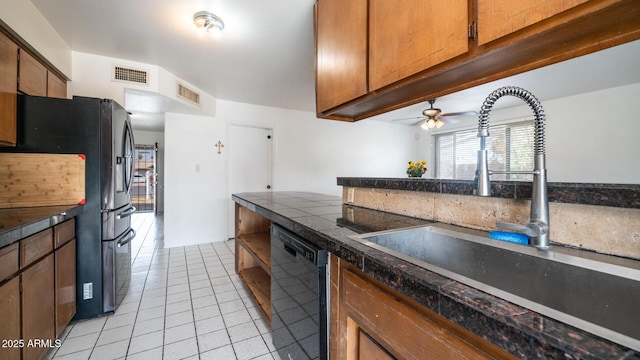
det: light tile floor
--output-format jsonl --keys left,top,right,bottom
{"left": 46, "top": 213, "right": 281, "bottom": 360}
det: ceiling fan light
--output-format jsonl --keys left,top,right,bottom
{"left": 435, "top": 119, "right": 444, "bottom": 128}
{"left": 420, "top": 121, "right": 430, "bottom": 130}
{"left": 427, "top": 119, "right": 436, "bottom": 128}
{"left": 423, "top": 109, "right": 439, "bottom": 117}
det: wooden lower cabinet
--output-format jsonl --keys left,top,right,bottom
{"left": 22, "top": 253, "right": 56, "bottom": 360}
{"left": 55, "top": 238, "right": 76, "bottom": 338}
{"left": 0, "top": 276, "right": 21, "bottom": 360}
{"left": 358, "top": 330, "right": 395, "bottom": 360}
{"left": 331, "top": 258, "right": 515, "bottom": 360}
{"left": 0, "top": 218, "right": 76, "bottom": 360}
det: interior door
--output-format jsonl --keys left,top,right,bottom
{"left": 228, "top": 125, "right": 273, "bottom": 237}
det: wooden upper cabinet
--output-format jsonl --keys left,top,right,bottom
{"left": 369, "top": 0, "right": 469, "bottom": 91}
{"left": 477, "top": 0, "right": 590, "bottom": 46}
{"left": 18, "top": 49, "right": 47, "bottom": 96}
{"left": 47, "top": 72, "right": 67, "bottom": 99}
{"left": 315, "top": 0, "right": 368, "bottom": 114}
{"left": 0, "top": 31, "right": 18, "bottom": 147}
{"left": 315, "top": 0, "right": 640, "bottom": 121}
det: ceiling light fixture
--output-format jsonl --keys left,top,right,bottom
{"left": 193, "top": 11, "right": 224, "bottom": 35}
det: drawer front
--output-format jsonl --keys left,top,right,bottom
{"left": 0, "top": 242, "right": 19, "bottom": 282}
{"left": 20, "top": 228, "right": 53, "bottom": 269}
{"left": 54, "top": 218, "right": 75, "bottom": 249}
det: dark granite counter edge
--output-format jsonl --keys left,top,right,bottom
{"left": 337, "top": 177, "right": 640, "bottom": 209}
{"left": 0, "top": 205, "right": 84, "bottom": 248}
{"left": 232, "top": 193, "right": 637, "bottom": 359}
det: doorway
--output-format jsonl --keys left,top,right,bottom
{"left": 132, "top": 143, "right": 158, "bottom": 213}
{"left": 228, "top": 125, "right": 273, "bottom": 237}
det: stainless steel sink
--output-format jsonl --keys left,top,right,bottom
{"left": 351, "top": 224, "right": 640, "bottom": 351}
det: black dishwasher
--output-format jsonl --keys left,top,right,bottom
{"left": 271, "top": 224, "right": 328, "bottom": 360}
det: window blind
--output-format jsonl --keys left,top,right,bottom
{"left": 435, "top": 120, "right": 534, "bottom": 181}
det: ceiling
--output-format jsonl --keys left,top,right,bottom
{"left": 30, "top": 1, "right": 640, "bottom": 131}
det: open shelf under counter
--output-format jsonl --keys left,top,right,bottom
{"left": 234, "top": 203, "right": 272, "bottom": 325}
{"left": 236, "top": 232, "right": 271, "bottom": 275}
{"left": 238, "top": 266, "right": 271, "bottom": 323}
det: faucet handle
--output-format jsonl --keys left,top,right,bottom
{"left": 497, "top": 221, "right": 548, "bottom": 237}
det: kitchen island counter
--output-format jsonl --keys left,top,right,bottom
{"left": 232, "top": 191, "right": 638, "bottom": 359}
{"left": 0, "top": 205, "right": 83, "bottom": 248}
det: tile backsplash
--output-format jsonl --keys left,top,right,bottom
{"left": 339, "top": 179, "right": 640, "bottom": 260}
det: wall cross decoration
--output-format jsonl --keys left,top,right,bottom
{"left": 215, "top": 140, "right": 224, "bottom": 154}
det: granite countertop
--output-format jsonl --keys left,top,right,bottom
{"left": 0, "top": 205, "right": 84, "bottom": 248}
{"left": 232, "top": 191, "right": 639, "bottom": 359}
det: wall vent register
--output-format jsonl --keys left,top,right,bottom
{"left": 176, "top": 82, "right": 201, "bottom": 106}
{"left": 112, "top": 66, "right": 149, "bottom": 85}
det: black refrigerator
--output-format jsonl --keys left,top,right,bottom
{"left": 1, "top": 94, "right": 136, "bottom": 319}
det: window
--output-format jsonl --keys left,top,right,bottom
{"left": 435, "top": 120, "right": 534, "bottom": 181}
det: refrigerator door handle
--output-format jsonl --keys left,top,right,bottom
{"left": 122, "top": 120, "right": 135, "bottom": 194}
{"left": 116, "top": 205, "right": 136, "bottom": 219}
{"left": 116, "top": 228, "right": 136, "bottom": 247}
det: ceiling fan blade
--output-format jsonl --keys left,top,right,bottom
{"left": 440, "top": 110, "right": 478, "bottom": 118}
{"left": 390, "top": 116, "right": 425, "bottom": 122}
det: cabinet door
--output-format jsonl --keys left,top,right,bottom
{"left": 18, "top": 49, "right": 47, "bottom": 96}
{"left": 0, "top": 277, "right": 20, "bottom": 360}
{"left": 0, "top": 31, "right": 17, "bottom": 147}
{"left": 369, "top": 0, "right": 469, "bottom": 91}
{"left": 55, "top": 239, "right": 76, "bottom": 338}
{"left": 22, "top": 253, "right": 55, "bottom": 360}
{"left": 47, "top": 72, "right": 67, "bottom": 99}
{"left": 315, "top": 0, "right": 368, "bottom": 113}
{"left": 335, "top": 262, "right": 515, "bottom": 360}
{"left": 0, "top": 242, "right": 19, "bottom": 282}
{"left": 358, "top": 331, "right": 395, "bottom": 360}
{"left": 477, "top": 0, "right": 589, "bottom": 45}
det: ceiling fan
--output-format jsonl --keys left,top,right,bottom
{"left": 393, "top": 99, "right": 477, "bottom": 129}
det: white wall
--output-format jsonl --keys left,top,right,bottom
{"left": 545, "top": 83, "right": 639, "bottom": 183}
{"left": 164, "top": 113, "right": 228, "bottom": 247}
{"left": 162, "top": 100, "right": 417, "bottom": 247}
{"left": 216, "top": 100, "right": 417, "bottom": 195}
{"left": 71, "top": 52, "right": 216, "bottom": 115}
{"left": 421, "top": 83, "right": 640, "bottom": 184}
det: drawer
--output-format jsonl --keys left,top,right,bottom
{"left": 54, "top": 218, "right": 75, "bottom": 249}
{"left": 20, "top": 228, "right": 53, "bottom": 269}
{"left": 0, "top": 242, "right": 19, "bottom": 281}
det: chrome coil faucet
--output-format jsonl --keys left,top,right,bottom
{"left": 474, "top": 86, "right": 550, "bottom": 249}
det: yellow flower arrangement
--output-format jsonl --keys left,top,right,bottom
{"left": 406, "top": 160, "right": 427, "bottom": 177}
